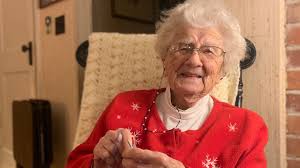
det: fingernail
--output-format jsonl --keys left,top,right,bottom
{"left": 117, "top": 132, "right": 122, "bottom": 143}
{"left": 132, "top": 137, "right": 136, "bottom": 148}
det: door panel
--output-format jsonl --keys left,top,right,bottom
{"left": 1, "top": 0, "right": 34, "bottom": 48}
{"left": 0, "top": 0, "right": 36, "bottom": 166}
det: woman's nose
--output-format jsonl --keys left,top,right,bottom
{"left": 184, "top": 51, "right": 204, "bottom": 67}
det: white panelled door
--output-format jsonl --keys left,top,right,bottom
{"left": 0, "top": 0, "right": 36, "bottom": 167}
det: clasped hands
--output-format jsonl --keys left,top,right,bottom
{"left": 93, "top": 128, "right": 184, "bottom": 168}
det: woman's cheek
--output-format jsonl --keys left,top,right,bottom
{"left": 166, "top": 68, "right": 177, "bottom": 87}
{"left": 164, "top": 57, "right": 182, "bottom": 78}
{"left": 203, "top": 67, "right": 221, "bottom": 88}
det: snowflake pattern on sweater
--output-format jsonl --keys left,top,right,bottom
{"left": 202, "top": 155, "right": 219, "bottom": 168}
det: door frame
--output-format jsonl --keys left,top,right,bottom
{"left": 34, "top": 0, "right": 43, "bottom": 98}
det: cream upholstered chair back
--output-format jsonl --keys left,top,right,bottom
{"left": 73, "top": 33, "right": 240, "bottom": 147}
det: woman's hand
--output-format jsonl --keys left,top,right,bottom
{"left": 122, "top": 148, "right": 185, "bottom": 168}
{"left": 93, "top": 128, "right": 133, "bottom": 168}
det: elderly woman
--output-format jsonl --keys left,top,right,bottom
{"left": 67, "top": 0, "right": 268, "bottom": 167}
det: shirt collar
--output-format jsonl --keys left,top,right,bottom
{"left": 162, "top": 86, "right": 211, "bottom": 120}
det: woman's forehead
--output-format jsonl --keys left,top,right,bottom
{"left": 172, "top": 26, "right": 224, "bottom": 46}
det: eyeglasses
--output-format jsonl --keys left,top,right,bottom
{"left": 169, "top": 43, "right": 226, "bottom": 59}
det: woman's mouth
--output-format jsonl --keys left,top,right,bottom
{"left": 180, "top": 73, "right": 202, "bottom": 78}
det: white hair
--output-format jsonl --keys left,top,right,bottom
{"left": 155, "top": 0, "right": 246, "bottom": 74}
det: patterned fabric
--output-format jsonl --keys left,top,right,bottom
{"left": 73, "top": 33, "right": 240, "bottom": 147}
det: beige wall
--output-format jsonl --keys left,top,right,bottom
{"left": 76, "top": 0, "right": 92, "bottom": 43}
{"left": 37, "top": 0, "right": 79, "bottom": 167}
{"left": 224, "top": 0, "right": 286, "bottom": 167}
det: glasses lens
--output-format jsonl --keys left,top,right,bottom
{"left": 201, "top": 46, "right": 223, "bottom": 57}
{"left": 170, "top": 43, "right": 224, "bottom": 58}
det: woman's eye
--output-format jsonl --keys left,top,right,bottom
{"left": 202, "top": 48, "right": 214, "bottom": 54}
{"left": 181, "top": 47, "right": 190, "bottom": 51}
{"left": 176, "top": 48, "right": 189, "bottom": 55}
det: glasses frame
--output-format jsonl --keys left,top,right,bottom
{"left": 169, "top": 43, "right": 226, "bottom": 59}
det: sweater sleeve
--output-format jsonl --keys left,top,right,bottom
{"left": 66, "top": 100, "right": 114, "bottom": 168}
{"left": 236, "top": 115, "right": 268, "bottom": 168}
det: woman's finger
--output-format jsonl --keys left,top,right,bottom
{"left": 122, "top": 158, "right": 146, "bottom": 168}
{"left": 123, "top": 148, "right": 185, "bottom": 168}
{"left": 93, "top": 147, "right": 115, "bottom": 165}
{"left": 119, "top": 129, "right": 134, "bottom": 152}
{"left": 93, "top": 130, "right": 123, "bottom": 165}
{"left": 122, "top": 148, "right": 168, "bottom": 165}
{"left": 122, "top": 158, "right": 164, "bottom": 168}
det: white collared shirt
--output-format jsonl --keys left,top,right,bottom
{"left": 156, "top": 87, "right": 214, "bottom": 131}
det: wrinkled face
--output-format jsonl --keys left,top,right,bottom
{"left": 163, "top": 26, "right": 225, "bottom": 105}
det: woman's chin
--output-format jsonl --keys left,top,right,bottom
{"left": 176, "top": 84, "right": 204, "bottom": 96}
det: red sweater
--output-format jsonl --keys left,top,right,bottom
{"left": 67, "top": 89, "right": 268, "bottom": 168}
